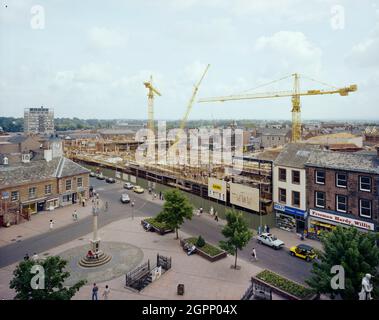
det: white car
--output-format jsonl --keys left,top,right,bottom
{"left": 124, "top": 182, "right": 134, "bottom": 190}
{"left": 257, "top": 233, "right": 284, "bottom": 250}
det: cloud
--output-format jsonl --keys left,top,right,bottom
{"left": 253, "top": 31, "right": 323, "bottom": 76}
{"left": 347, "top": 19, "right": 379, "bottom": 68}
{"left": 88, "top": 27, "right": 127, "bottom": 49}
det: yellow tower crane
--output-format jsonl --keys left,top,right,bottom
{"left": 144, "top": 75, "right": 161, "bottom": 136}
{"left": 198, "top": 73, "right": 357, "bottom": 142}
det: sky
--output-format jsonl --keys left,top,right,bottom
{"left": 0, "top": 0, "right": 378, "bottom": 121}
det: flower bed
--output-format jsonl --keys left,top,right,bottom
{"left": 141, "top": 218, "right": 173, "bottom": 235}
{"left": 255, "top": 270, "right": 316, "bottom": 300}
{"left": 181, "top": 237, "right": 227, "bottom": 262}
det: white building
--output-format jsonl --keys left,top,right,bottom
{"left": 273, "top": 143, "right": 321, "bottom": 233}
{"left": 24, "top": 106, "right": 54, "bottom": 135}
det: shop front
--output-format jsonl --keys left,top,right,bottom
{"left": 46, "top": 197, "right": 59, "bottom": 211}
{"left": 60, "top": 192, "right": 77, "bottom": 206}
{"left": 274, "top": 203, "right": 306, "bottom": 233}
{"left": 307, "top": 208, "right": 376, "bottom": 239}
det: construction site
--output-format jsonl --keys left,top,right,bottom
{"left": 64, "top": 69, "right": 357, "bottom": 220}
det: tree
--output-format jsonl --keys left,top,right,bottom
{"left": 306, "top": 226, "right": 379, "bottom": 300}
{"left": 9, "top": 256, "right": 86, "bottom": 300}
{"left": 156, "top": 189, "right": 193, "bottom": 239}
{"left": 219, "top": 210, "right": 252, "bottom": 269}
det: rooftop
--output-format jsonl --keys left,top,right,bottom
{"left": 274, "top": 143, "right": 322, "bottom": 168}
{"left": 0, "top": 156, "right": 90, "bottom": 187}
{"left": 305, "top": 150, "right": 379, "bottom": 174}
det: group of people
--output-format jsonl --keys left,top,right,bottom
{"left": 91, "top": 283, "right": 110, "bottom": 300}
{"left": 258, "top": 224, "right": 270, "bottom": 235}
{"left": 86, "top": 250, "right": 99, "bottom": 260}
{"left": 24, "top": 252, "right": 39, "bottom": 261}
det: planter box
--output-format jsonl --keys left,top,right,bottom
{"left": 253, "top": 271, "right": 319, "bottom": 300}
{"left": 141, "top": 219, "right": 173, "bottom": 235}
{"left": 180, "top": 238, "right": 227, "bottom": 262}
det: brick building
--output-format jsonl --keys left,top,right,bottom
{"left": 305, "top": 148, "right": 379, "bottom": 236}
{"left": 0, "top": 156, "right": 90, "bottom": 227}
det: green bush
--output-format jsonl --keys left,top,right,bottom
{"left": 186, "top": 237, "right": 223, "bottom": 257}
{"left": 145, "top": 218, "right": 170, "bottom": 230}
{"left": 196, "top": 236, "right": 205, "bottom": 247}
{"left": 256, "top": 270, "right": 314, "bottom": 299}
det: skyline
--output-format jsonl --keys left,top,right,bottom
{"left": 1, "top": 0, "right": 379, "bottom": 120}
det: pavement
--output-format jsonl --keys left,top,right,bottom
{"left": 0, "top": 177, "right": 318, "bottom": 286}
{"left": 0, "top": 216, "right": 265, "bottom": 300}
{"left": 0, "top": 200, "right": 98, "bottom": 248}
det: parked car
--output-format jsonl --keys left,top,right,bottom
{"left": 257, "top": 233, "right": 284, "bottom": 250}
{"left": 90, "top": 171, "right": 96, "bottom": 177}
{"left": 106, "top": 177, "right": 116, "bottom": 183}
{"left": 290, "top": 244, "right": 317, "bottom": 262}
{"left": 124, "top": 182, "right": 134, "bottom": 189}
{"left": 133, "top": 186, "right": 144, "bottom": 194}
{"left": 120, "top": 193, "right": 130, "bottom": 203}
{"left": 96, "top": 173, "right": 105, "bottom": 180}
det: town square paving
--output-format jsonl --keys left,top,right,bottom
{"left": 0, "top": 216, "right": 265, "bottom": 300}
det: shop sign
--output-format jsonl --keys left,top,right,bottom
{"left": 208, "top": 178, "right": 226, "bottom": 202}
{"left": 274, "top": 203, "right": 305, "bottom": 217}
{"left": 309, "top": 209, "right": 375, "bottom": 231}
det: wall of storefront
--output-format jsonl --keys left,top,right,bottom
{"left": 306, "top": 166, "right": 379, "bottom": 224}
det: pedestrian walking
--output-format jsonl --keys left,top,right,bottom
{"left": 159, "top": 191, "right": 162, "bottom": 200}
{"left": 82, "top": 198, "right": 86, "bottom": 207}
{"left": 73, "top": 209, "right": 78, "bottom": 221}
{"left": 105, "top": 201, "right": 108, "bottom": 212}
{"left": 24, "top": 253, "right": 30, "bottom": 261}
{"left": 131, "top": 201, "right": 135, "bottom": 207}
{"left": 251, "top": 248, "right": 257, "bottom": 261}
{"left": 214, "top": 211, "right": 219, "bottom": 222}
{"left": 199, "top": 207, "right": 203, "bottom": 214}
{"left": 102, "top": 285, "right": 110, "bottom": 300}
{"left": 210, "top": 206, "right": 214, "bottom": 216}
{"left": 258, "top": 225, "right": 262, "bottom": 235}
{"left": 31, "top": 253, "right": 39, "bottom": 261}
{"left": 49, "top": 219, "right": 54, "bottom": 230}
{"left": 264, "top": 224, "right": 268, "bottom": 233}
{"left": 266, "top": 225, "right": 270, "bottom": 233}
{"left": 92, "top": 283, "right": 99, "bottom": 300}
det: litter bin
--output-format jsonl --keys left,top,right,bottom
{"left": 177, "top": 284, "right": 184, "bottom": 295}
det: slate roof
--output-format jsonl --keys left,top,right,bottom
{"left": 0, "top": 156, "right": 90, "bottom": 187}
{"left": 274, "top": 143, "right": 322, "bottom": 168}
{"left": 305, "top": 150, "right": 379, "bottom": 174}
{"left": 7, "top": 135, "right": 28, "bottom": 144}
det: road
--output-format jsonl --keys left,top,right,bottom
{"left": 0, "top": 178, "right": 312, "bottom": 284}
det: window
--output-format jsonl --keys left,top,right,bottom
{"left": 65, "top": 179, "right": 72, "bottom": 191}
{"left": 315, "top": 191, "right": 325, "bottom": 208}
{"left": 45, "top": 184, "right": 52, "bottom": 195}
{"left": 359, "top": 199, "right": 372, "bottom": 218}
{"left": 28, "top": 187, "right": 36, "bottom": 199}
{"left": 315, "top": 170, "right": 325, "bottom": 184}
{"left": 336, "top": 195, "right": 347, "bottom": 213}
{"left": 359, "top": 176, "right": 371, "bottom": 192}
{"left": 336, "top": 172, "right": 347, "bottom": 188}
{"left": 77, "top": 177, "right": 83, "bottom": 188}
{"left": 11, "top": 191, "right": 19, "bottom": 201}
{"left": 279, "top": 188, "right": 286, "bottom": 203}
{"left": 292, "top": 191, "right": 300, "bottom": 207}
{"left": 279, "top": 168, "right": 286, "bottom": 182}
{"left": 292, "top": 170, "right": 300, "bottom": 184}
